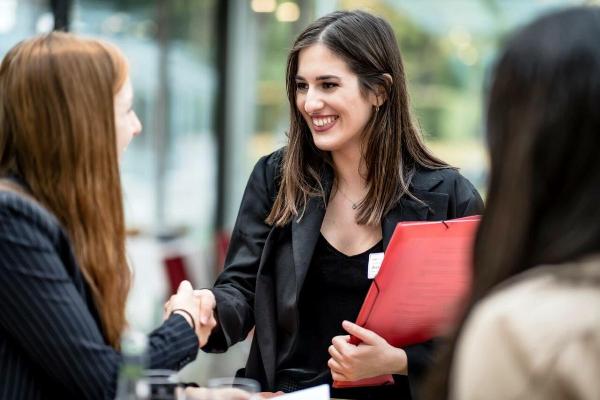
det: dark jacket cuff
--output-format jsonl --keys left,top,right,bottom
{"left": 149, "top": 314, "right": 199, "bottom": 370}
{"left": 201, "top": 289, "right": 233, "bottom": 353}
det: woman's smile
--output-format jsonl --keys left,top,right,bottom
{"left": 295, "top": 43, "right": 377, "bottom": 153}
{"left": 311, "top": 115, "right": 339, "bottom": 132}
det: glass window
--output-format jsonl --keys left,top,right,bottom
{"left": 0, "top": 0, "right": 49, "bottom": 55}
{"left": 245, "top": 0, "right": 594, "bottom": 199}
{"left": 72, "top": 0, "right": 218, "bottom": 243}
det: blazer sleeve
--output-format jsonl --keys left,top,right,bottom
{"left": 203, "top": 153, "right": 279, "bottom": 352}
{"left": 0, "top": 204, "right": 198, "bottom": 400}
{"left": 403, "top": 171, "right": 484, "bottom": 399}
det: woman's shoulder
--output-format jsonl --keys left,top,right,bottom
{"left": 248, "top": 147, "right": 285, "bottom": 195}
{"left": 474, "top": 255, "right": 600, "bottom": 314}
{"left": 412, "top": 166, "right": 476, "bottom": 192}
{"left": 455, "top": 256, "right": 600, "bottom": 399}
{"left": 463, "top": 256, "right": 600, "bottom": 364}
{"left": 0, "top": 190, "right": 62, "bottom": 249}
{"left": 412, "top": 166, "right": 483, "bottom": 216}
{"left": 253, "top": 147, "right": 285, "bottom": 173}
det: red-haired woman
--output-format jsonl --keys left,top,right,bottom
{"left": 0, "top": 32, "right": 212, "bottom": 399}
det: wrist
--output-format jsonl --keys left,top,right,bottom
{"left": 387, "top": 347, "right": 408, "bottom": 375}
{"left": 171, "top": 309, "right": 196, "bottom": 331}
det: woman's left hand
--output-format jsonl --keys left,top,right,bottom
{"left": 328, "top": 320, "right": 408, "bottom": 381}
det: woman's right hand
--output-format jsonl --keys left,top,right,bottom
{"left": 192, "top": 289, "right": 218, "bottom": 347}
{"left": 164, "top": 281, "right": 217, "bottom": 347}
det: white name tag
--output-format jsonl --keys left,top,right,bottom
{"left": 367, "top": 252, "right": 385, "bottom": 279}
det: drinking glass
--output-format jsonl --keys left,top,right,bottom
{"left": 206, "top": 377, "right": 260, "bottom": 399}
{"left": 139, "top": 369, "right": 182, "bottom": 400}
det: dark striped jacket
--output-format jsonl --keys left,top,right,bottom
{"left": 0, "top": 190, "right": 199, "bottom": 400}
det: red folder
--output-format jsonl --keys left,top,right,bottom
{"left": 333, "top": 216, "right": 480, "bottom": 388}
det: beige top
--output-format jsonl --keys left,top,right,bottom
{"left": 451, "top": 255, "right": 600, "bottom": 400}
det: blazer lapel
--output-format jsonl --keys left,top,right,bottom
{"left": 291, "top": 167, "right": 448, "bottom": 287}
{"left": 291, "top": 166, "right": 333, "bottom": 300}
{"left": 382, "top": 170, "right": 447, "bottom": 249}
{"left": 254, "top": 229, "right": 278, "bottom": 389}
{"left": 381, "top": 196, "right": 431, "bottom": 250}
{"left": 382, "top": 203, "right": 404, "bottom": 251}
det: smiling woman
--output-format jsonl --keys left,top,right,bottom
{"left": 194, "top": 10, "right": 483, "bottom": 400}
{"left": 295, "top": 43, "right": 377, "bottom": 154}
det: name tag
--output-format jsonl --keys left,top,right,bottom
{"left": 367, "top": 252, "right": 384, "bottom": 279}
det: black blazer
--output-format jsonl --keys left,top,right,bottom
{"left": 204, "top": 149, "right": 483, "bottom": 396}
{"left": 0, "top": 190, "right": 199, "bottom": 400}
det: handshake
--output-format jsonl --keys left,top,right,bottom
{"left": 163, "top": 280, "right": 218, "bottom": 347}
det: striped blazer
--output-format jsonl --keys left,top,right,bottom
{"left": 0, "top": 190, "right": 199, "bottom": 400}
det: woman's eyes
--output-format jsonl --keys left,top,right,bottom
{"left": 296, "top": 82, "right": 309, "bottom": 91}
{"left": 295, "top": 82, "right": 338, "bottom": 91}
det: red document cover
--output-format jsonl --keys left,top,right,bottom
{"left": 333, "top": 216, "right": 480, "bottom": 388}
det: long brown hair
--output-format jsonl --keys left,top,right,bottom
{"left": 266, "top": 10, "right": 449, "bottom": 227}
{"left": 0, "top": 32, "right": 130, "bottom": 348}
{"left": 425, "top": 6, "right": 600, "bottom": 399}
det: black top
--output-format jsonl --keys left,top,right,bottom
{"left": 277, "top": 233, "right": 381, "bottom": 390}
{"left": 275, "top": 234, "right": 410, "bottom": 399}
{"left": 0, "top": 188, "right": 199, "bottom": 400}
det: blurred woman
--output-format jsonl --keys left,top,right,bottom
{"left": 0, "top": 32, "right": 207, "bottom": 399}
{"left": 194, "top": 10, "right": 482, "bottom": 400}
{"left": 425, "top": 6, "right": 600, "bottom": 400}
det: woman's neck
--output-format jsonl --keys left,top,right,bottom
{"left": 331, "top": 147, "right": 367, "bottom": 192}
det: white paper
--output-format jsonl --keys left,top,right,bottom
{"left": 367, "top": 252, "right": 385, "bottom": 279}
{"left": 272, "top": 384, "right": 330, "bottom": 400}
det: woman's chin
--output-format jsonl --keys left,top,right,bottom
{"left": 311, "top": 137, "right": 340, "bottom": 152}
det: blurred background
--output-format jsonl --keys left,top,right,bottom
{"left": 1, "top": 0, "right": 597, "bottom": 385}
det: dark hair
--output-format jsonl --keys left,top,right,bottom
{"left": 266, "top": 10, "right": 449, "bottom": 226}
{"left": 425, "top": 6, "right": 600, "bottom": 398}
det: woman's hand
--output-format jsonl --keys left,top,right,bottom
{"left": 327, "top": 320, "right": 407, "bottom": 381}
{"left": 163, "top": 281, "right": 217, "bottom": 347}
{"left": 192, "top": 288, "right": 218, "bottom": 347}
